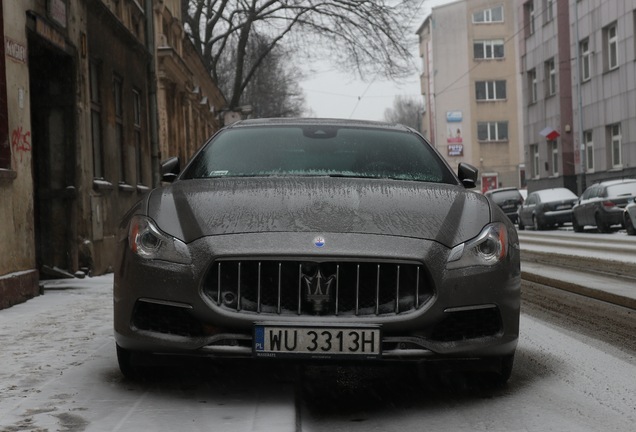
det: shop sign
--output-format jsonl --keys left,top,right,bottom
{"left": 448, "top": 144, "right": 463, "bottom": 157}
{"left": 5, "top": 37, "right": 27, "bottom": 64}
{"left": 35, "top": 17, "right": 66, "bottom": 51}
{"left": 446, "top": 111, "right": 463, "bottom": 122}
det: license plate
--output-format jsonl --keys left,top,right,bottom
{"left": 556, "top": 204, "right": 571, "bottom": 210}
{"left": 253, "top": 324, "right": 381, "bottom": 359}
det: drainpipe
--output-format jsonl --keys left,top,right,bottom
{"left": 574, "top": 1, "right": 586, "bottom": 194}
{"left": 145, "top": 0, "right": 160, "bottom": 187}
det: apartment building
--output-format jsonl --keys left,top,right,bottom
{"left": 417, "top": 0, "right": 523, "bottom": 192}
{"left": 520, "top": 0, "right": 636, "bottom": 193}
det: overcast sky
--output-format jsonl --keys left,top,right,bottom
{"left": 299, "top": 0, "right": 455, "bottom": 121}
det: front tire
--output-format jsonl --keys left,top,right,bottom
{"left": 572, "top": 214, "right": 584, "bottom": 232}
{"left": 116, "top": 344, "right": 138, "bottom": 379}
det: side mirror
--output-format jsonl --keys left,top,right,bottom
{"left": 457, "top": 162, "right": 478, "bottom": 189}
{"left": 161, "top": 157, "right": 180, "bottom": 183}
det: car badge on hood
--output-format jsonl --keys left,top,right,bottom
{"left": 313, "top": 236, "right": 325, "bottom": 248}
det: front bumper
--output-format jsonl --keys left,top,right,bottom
{"left": 114, "top": 231, "right": 520, "bottom": 362}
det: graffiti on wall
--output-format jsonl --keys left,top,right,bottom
{"left": 11, "top": 126, "right": 31, "bottom": 164}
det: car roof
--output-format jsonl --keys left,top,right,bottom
{"left": 485, "top": 187, "right": 520, "bottom": 195}
{"left": 595, "top": 178, "right": 636, "bottom": 187}
{"left": 228, "top": 117, "right": 414, "bottom": 132}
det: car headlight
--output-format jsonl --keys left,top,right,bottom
{"left": 446, "top": 222, "right": 508, "bottom": 269}
{"left": 128, "top": 215, "right": 191, "bottom": 264}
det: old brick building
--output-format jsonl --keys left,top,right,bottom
{"left": 0, "top": 0, "right": 225, "bottom": 309}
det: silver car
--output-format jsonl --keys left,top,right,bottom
{"left": 114, "top": 118, "right": 521, "bottom": 385}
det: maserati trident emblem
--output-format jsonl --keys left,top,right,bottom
{"left": 313, "top": 236, "right": 325, "bottom": 248}
{"left": 302, "top": 267, "right": 336, "bottom": 313}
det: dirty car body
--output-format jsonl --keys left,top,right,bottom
{"left": 114, "top": 118, "right": 521, "bottom": 383}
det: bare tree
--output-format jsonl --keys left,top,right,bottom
{"left": 383, "top": 95, "right": 424, "bottom": 131}
{"left": 217, "top": 34, "right": 307, "bottom": 117}
{"left": 183, "top": 0, "right": 418, "bottom": 109}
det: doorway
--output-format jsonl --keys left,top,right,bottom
{"left": 28, "top": 33, "right": 77, "bottom": 276}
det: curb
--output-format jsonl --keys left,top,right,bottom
{"left": 521, "top": 270, "right": 636, "bottom": 310}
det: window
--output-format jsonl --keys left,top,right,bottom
{"left": 604, "top": 23, "right": 618, "bottom": 71}
{"left": 531, "top": 144, "right": 539, "bottom": 177}
{"left": 545, "top": 58, "right": 556, "bottom": 96}
{"left": 474, "top": 40, "right": 505, "bottom": 60}
{"left": 584, "top": 130, "right": 594, "bottom": 172}
{"left": 543, "top": 0, "right": 554, "bottom": 23}
{"left": 525, "top": 1, "right": 535, "bottom": 36}
{"left": 528, "top": 69, "right": 537, "bottom": 103}
{"left": 580, "top": 39, "right": 591, "bottom": 82}
{"left": 114, "top": 75, "right": 126, "bottom": 184}
{"left": 133, "top": 89, "right": 143, "bottom": 184}
{"left": 608, "top": 124, "right": 622, "bottom": 168}
{"left": 550, "top": 140, "right": 558, "bottom": 176}
{"left": 90, "top": 61, "right": 104, "bottom": 178}
{"left": 473, "top": 5, "right": 504, "bottom": 23}
{"left": 476, "top": 80, "right": 507, "bottom": 101}
{"left": 477, "top": 121, "right": 508, "bottom": 141}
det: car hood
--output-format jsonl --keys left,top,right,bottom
{"left": 146, "top": 177, "right": 492, "bottom": 248}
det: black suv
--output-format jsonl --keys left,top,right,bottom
{"left": 485, "top": 187, "right": 524, "bottom": 224}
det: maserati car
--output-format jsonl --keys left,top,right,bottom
{"left": 114, "top": 118, "right": 521, "bottom": 384}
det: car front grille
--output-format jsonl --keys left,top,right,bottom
{"left": 202, "top": 259, "right": 433, "bottom": 317}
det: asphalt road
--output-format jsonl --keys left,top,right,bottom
{"left": 0, "top": 268, "right": 634, "bottom": 431}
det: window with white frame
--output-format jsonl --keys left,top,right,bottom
{"left": 474, "top": 40, "right": 505, "bottom": 59}
{"left": 550, "top": 140, "right": 558, "bottom": 176}
{"left": 528, "top": 68, "right": 537, "bottom": 103}
{"left": 531, "top": 144, "right": 539, "bottom": 177}
{"left": 472, "top": 5, "right": 504, "bottom": 23}
{"left": 608, "top": 124, "right": 622, "bottom": 168}
{"left": 477, "top": 121, "right": 508, "bottom": 141}
{"left": 545, "top": 58, "right": 556, "bottom": 96}
{"left": 476, "top": 80, "right": 507, "bottom": 101}
{"left": 525, "top": 1, "right": 535, "bottom": 37}
{"left": 605, "top": 22, "right": 618, "bottom": 71}
{"left": 543, "top": 0, "right": 554, "bottom": 23}
{"left": 584, "top": 130, "right": 594, "bottom": 172}
{"left": 580, "top": 38, "right": 591, "bottom": 82}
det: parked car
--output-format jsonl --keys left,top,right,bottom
{"left": 624, "top": 198, "right": 636, "bottom": 235}
{"left": 114, "top": 118, "right": 521, "bottom": 384}
{"left": 517, "top": 188, "right": 578, "bottom": 231}
{"left": 572, "top": 179, "right": 636, "bottom": 233}
{"left": 484, "top": 187, "right": 524, "bottom": 224}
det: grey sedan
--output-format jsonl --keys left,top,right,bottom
{"left": 114, "top": 118, "right": 520, "bottom": 385}
{"left": 517, "top": 188, "right": 578, "bottom": 231}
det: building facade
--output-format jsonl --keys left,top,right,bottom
{"left": 520, "top": 0, "right": 636, "bottom": 194}
{"left": 417, "top": 0, "right": 524, "bottom": 193}
{"left": 0, "top": 0, "right": 225, "bottom": 309}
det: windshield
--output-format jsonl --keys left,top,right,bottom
{"left": 181, "top": 125, "right": 456, "bottom": 184}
